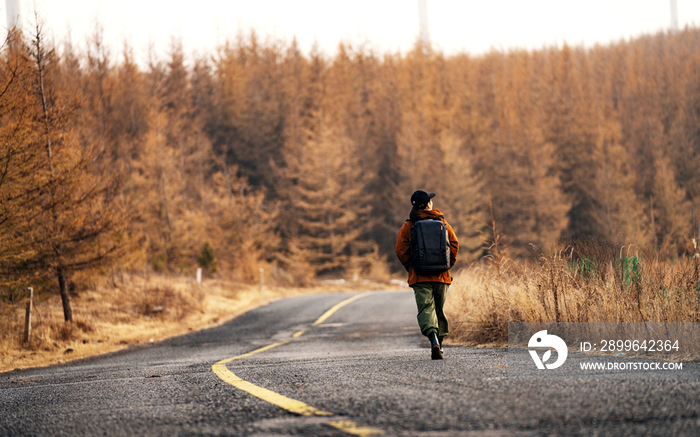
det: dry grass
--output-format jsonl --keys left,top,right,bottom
{"left": 0, "top": 273, "right": 402, "bottom": 374}
{"left": 445, "top": 241, "right": 700, "bottom": 347}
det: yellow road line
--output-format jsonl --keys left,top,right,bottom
{"left": 312, "top": 292, "right": 371, "bottom": 326}
{"left": 212, "top": 362, "right": 332, "bottom": 416}
{"left": 329, "top": 420, "right": 386, "bottom": 436}
{"left": 213, "top": 292, "right": 383, "bottom": 434}
{"left": 212, "top": 341, "right": 333, "bottom": 417}
{"left": 216, "top": 341, "right": 291, "bottom": 364}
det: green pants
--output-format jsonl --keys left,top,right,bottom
{"left": 412, "top": 282, "right": 449, "bottom": 338}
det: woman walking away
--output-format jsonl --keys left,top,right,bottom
{"left": 395, "top": 190, "right": 459, "bottom": 360}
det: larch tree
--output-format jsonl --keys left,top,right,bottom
{"left": 364, "top": 53, "right": 407, "bottom": 264}
{"left": 474, "top": 50, "right": 569, "bottom": 256}
{"left": 127, "top": 50, "right": 179, "bottom": 270}
{"left": 278, "top": 77, "right": 370, "bottom": 277}
{"left": 200, "top": 168, "right": 279, "bottom": 282}
{"left": 543, "top": 45, "right": 599, "bottom": 237}
{"left": 0, "top": 29, "right": 45, "bottom": 300}
{"left": 395, "top": 43, "right": 443, "bottom": 194}
{"left": 161, "top": 40, "right": 211, "bottom": 267}
{"left": 674, "top": 47, "right": 700, "bottom": 235}
{"left": 213, "top": 32, "right": 286, "bottom": 193}
{"left": 590, "top": 119, "right": 650, "bottom": 246}
{"left": 650, "top": 149, "right": 690, "bottom": 254}
{"left": 21, "top": 19, "right": 129, "bottom": 321}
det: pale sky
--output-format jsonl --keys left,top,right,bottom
{"left": 6, "top": 1, "right": 700, "bottom": 65}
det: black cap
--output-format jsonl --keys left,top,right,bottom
{"left": 410, "top": 190, "right": 435, "bottom": 209}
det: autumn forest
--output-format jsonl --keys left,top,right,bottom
{"left": 3, "top": 20, "right": 700, "bottom": 315}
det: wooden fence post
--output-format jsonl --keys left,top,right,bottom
{"left": 259, "top": 268, "right": 264, "bottom": 292}
{"left": 24, "top": 287, "right": 33, "bottom": 343}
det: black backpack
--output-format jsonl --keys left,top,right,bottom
{"left": 409, "top": 216, "right": 451, "bottom": 275}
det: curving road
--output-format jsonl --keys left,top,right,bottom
{"left": 2, "top": 290, "right": 700, "bottom": 436}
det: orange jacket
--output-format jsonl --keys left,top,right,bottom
{"left": 395, "top": 208, "right": 459, "bottom": 286}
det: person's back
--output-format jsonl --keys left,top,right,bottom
{"left": 395, "top": 190, "right": 459, "bottom": 359}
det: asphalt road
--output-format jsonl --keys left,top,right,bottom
{"left": 2, "top": 290, "right": 700, "bottom": 436}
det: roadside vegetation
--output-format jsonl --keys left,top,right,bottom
{"left": 446, "top": 236, "right": 700, "bottom": 346}
{"left": 0, "top": 273, "right": 400, "bottom": 373}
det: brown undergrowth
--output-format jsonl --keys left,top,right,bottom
{"left": 0, "top": 273, "right": 402, "bottom": 374}
{"left": 445, "top": 240, "right": 700, "bottom": 347}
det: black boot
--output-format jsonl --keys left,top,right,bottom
{"left": 438, "top": 336, "right": 445, "bottom": 352}
{"left": 428, "top": 332, "right": 443, "bottom": 360}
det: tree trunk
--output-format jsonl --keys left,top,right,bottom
{"left": 58, "top": 266, "right": 73, "bottom": 322}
